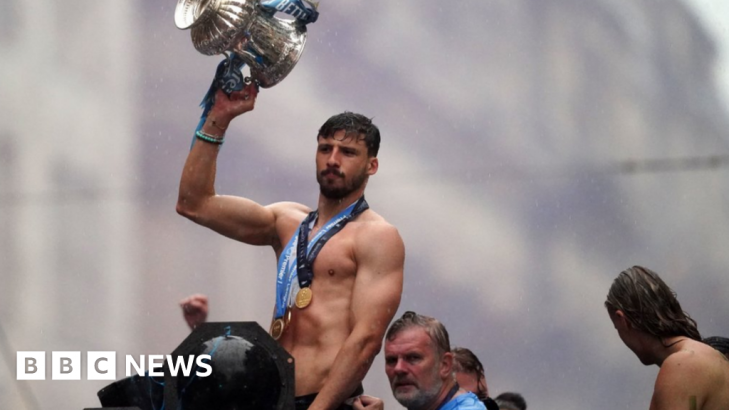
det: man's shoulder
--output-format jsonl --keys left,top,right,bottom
{"left": 354, "top": 209, "right": 400, "bottom": 235}
{"left": 269, "top": 201, "right": 311, "bottom": 215}
{"left": 656, "top": 341, "right": 727, "bottom": 391}
{"left": 268, "top": 202, "right": 310, "bottom": 248}
{"left": 355, "top": 207, "right": 386, "bottom": 223}
{"left": 269, "top": 201, "right": 310, "bottom": 225}
{"left": 661, "top": 340, "right": 726, "bottom": 372}
{"left": 348, "top": 210, "right": 404, "bottom": 271}
{"left": 352, "top": 212, "right": 403, "bottom": 251}
{"left": 444, "top": 392, "right": 487, "bottom": 410}
{"left": 654, "top": 341, "right": 729, "bottom": 409}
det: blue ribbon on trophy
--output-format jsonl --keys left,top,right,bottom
{"left": 192, "top": 53, "right": 249, "bottom": 145}
{"left": 260, "top": 0, "right": 319, "bottom": 24}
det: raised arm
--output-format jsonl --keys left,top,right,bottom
{"left": 309, "top": 222, "right": 405, "bottom": 410}
{"left": 176, "top": 85, "right": 307, "bottom": 247}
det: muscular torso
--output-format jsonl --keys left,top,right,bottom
{"left": 273, "top": 208, "right": 381, "bottom": 396}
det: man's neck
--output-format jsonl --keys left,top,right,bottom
{"left": 653, "top": 336, "right": 691, "bottom": 366}
{"left": 315, "top": 188, "right": 366, "bottom": 225}
{"left": 418, "top": 379, "right": 459, "bottom": 410}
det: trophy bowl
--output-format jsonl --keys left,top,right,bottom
{"left": 174, "top": 0, "right": 308, "bottom": 88}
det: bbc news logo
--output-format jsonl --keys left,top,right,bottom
{"left": 17, "top": 351, "right": 212, "bottom": 380}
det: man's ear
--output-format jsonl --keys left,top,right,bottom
{"left": 440, "top": 351, "right": 454, "bottom": 379}
{"left": 613, "top": 310, "right": 632, "bottom": 329}
{"left": 367, "top": 157, "right": 379, "bottom": 176}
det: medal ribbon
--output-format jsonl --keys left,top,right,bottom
{"left": 296, "top": 196, "right": 369, "bottom": 289}
{"left": 435, "top": 383, "right": 461, "bottom": 410}
{"left": 274, "top": 196, "right": 368, "bottom": 319}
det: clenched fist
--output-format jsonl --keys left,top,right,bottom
{"left": 180, "top": 294, "right": 209, "bottom": 330}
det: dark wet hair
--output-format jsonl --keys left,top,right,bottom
{"left": 703, "top": 336, "right": 729, "bottom": 357}
{"left": 605, "top": 266, "right": 701, "bottom": 341}
{"left": 385, "top": 311, "right": 450, "bottom": 355}
{"left": 452, "top": 347, "right": 487, "bottom": 401}
{"left": 318, "top": 112, "right": 381, "bottom": 157}
{"left": 495, "top": 392, "right": 527, "bottom": 410}
{"left": 452, "top": 347, "right": 485, "bottom": 377}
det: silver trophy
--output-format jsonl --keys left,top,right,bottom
{"left": 174, "top": 0, "right": 308, "bottom": 88}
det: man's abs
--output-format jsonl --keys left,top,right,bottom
{"left": 279, "top": 274, "right": 356, "bottom": 395}
{"left": 280, "top": 301, "right": 353, "bottom": 395}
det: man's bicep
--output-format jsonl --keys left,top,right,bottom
{"left": 351, "top": 226, "right": 405, "bottom": 336}
{"left": 193, "top": 197, "right": 296, "bottom": 246}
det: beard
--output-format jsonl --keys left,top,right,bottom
{"left": 392, "top": 375, "right": 444, "bottom": 410}
{"left": 317, "top": 167, "right": 367, "bottom": 199}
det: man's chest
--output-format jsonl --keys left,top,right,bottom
{"left": 305, "top": 231, "right": 358, "bottom": 283}
{"left": 276, "top": 217, "right": 362, "bottom": 282}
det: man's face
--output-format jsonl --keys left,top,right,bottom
{"left": 316, "top": 131, "right": 377, "bottom": 200}
{"left": 384, "top": 327, "right": 449, "bottom": 409}
{"left": 609, "top": 310, "right": 653, "bottom": 365}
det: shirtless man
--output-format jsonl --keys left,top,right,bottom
{"left": 176, "top": 83, "right": 405, "bottom": 410}
{"left": 605, "top": 266, "right": 729, "bottom": 410}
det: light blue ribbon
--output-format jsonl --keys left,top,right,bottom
{"left": 274, "top": 199, "right": 360, "bottom": 318}
{"left": 190, "top": 53, "right": 248, "bottom": 149}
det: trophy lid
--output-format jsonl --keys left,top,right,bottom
{"left": 175, "top": 0, "right": 222, "bottom": 30}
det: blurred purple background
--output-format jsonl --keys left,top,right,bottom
{"left": 1, "top": 1, "right": 728, "bottom": 409}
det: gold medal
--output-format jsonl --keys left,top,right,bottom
{"left": 295, "top": 287, "right": 313, "bottom": 309}
{"left": 270, "top": 318, "right": 285, "bottom": 340}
